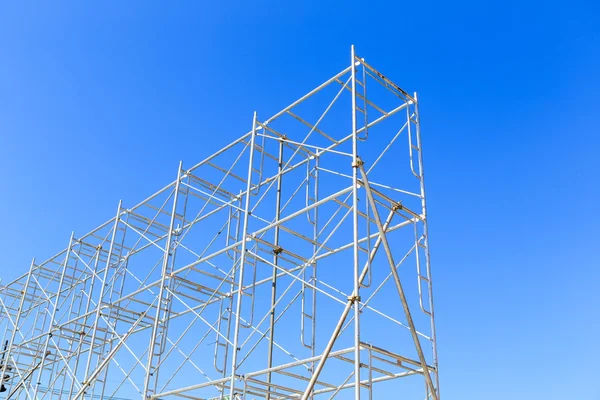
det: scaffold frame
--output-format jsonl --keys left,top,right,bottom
{"left": 0, "top": 46, "right": 439, "bottom": 400}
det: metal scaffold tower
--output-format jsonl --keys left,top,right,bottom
{"left": 0, "top": 47, "right": 439, "bottom": 400}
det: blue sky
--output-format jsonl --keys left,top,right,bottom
{"left": 0, "top": 1, "right": 599, "bottom": 399}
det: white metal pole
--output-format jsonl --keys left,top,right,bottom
{"left": 228, "top": 112, "right": 258, "bottom": 398}
{"left": 143, "top": 161, "right": 183, "bottom": 397}
{"left": 266, "top": 139, "right": 284, "bottom": 400}
{"left": 414, "top": 92, "right": 440, "bottom": 398}
{"left": 82, "top": 201, "right": 122, "bottom": 386}
{"left": 32, "top": 232, "right": 74, "bottom": 399}
{"left": 0, "top": 258, "right": 34, "bottom": 393}
{"left": 350, "top": 44, "right": 361, "bottom": 400}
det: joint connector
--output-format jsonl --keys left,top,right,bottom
{"left": 351, "top": 158, "right": 364, "bottom": 168}
{"left": 392, "top": 202, "right": 403, "bottom": 211}
{"left": 347, "top": 294, "right": 361, "bottom": 302}
{"left": 273, "top": 246, "right": 283, "bottom": 255}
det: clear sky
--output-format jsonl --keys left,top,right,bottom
{"left": 0, "top": 1, "right": 599, "bottom": 399}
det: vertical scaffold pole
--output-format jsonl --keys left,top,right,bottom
{"left": 229, "top": 112, "right": 258, "bottom": 398}
{"left": 32, "top": 232, "right": 74, "bottom": 399}
{"left": 0, "top": 258, "right": 34, "bottom": 394}
{"left": 82, "top": 201, "right": 122, "bottom": 389}
{"left": 266, "top": 139, "right": 284, "bottom": 400}
{"left": 144, "top": 162, "right": 183, "bottom": 397}
{"left": 414, "top": 92, "right": 440, "bottom": 398}
{"left": 350, "top": 44, "right": 362, "bottom": 400}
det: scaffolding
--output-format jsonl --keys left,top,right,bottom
{"left": 0, "top": 46, "right": 439, "bottom": 400}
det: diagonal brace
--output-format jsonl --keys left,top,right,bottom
{"left": 358, "top": 162, "right": 438, "bottom": 400}
{"left": 299, "top": 209, "right": 396, "bottom": 400}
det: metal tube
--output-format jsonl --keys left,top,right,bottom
{"left": 265, "top": 66, "right": 352, "bottom": 125}
{"left": 152, "top": 347, "right": 357, "bottom": 399}
{"left": 309, "top": 156, "right": 319, "bottom": 388}
{"left": 358, "top": 164, "right": 438, "bottom": 400}
{"left": 32, "top": 232, "right": 74, "bottom": 399}
{"left": 310, "top": 369, "right": 422, "bottom": 397}
{"left": 229, "top": 112, "right": 258, "bottom": 398}
{"left": 82, "top": 201, "right": 122, "bottom": 385}
{"left": 350, "top": 44, "right": 362, "bottom": 400}
{"left": 266, "top": 139, "right": 284, "bottom": 400}
{"left": 143, "top": 161, "right": 183, "bottom": 397}
{"left": 0, "top": 258, "right": 35, "bottom": 394}
{"left": 414, "top": 91, "right": 440, "bottom": 397}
